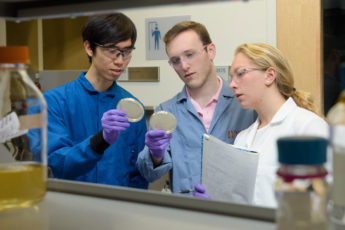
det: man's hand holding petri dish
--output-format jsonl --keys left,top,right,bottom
{"left": 146, "top": 111, "right": 177, "bottom": 163}
{"left": 145, "top": 130, "right": 172, "bottom": 159}
{"left": 116, "top": 98, "right": 145, "bottom": 122}
{"left": 102, "top": 98, "right": 144, "bottom": 145}
{"left": 101, "top": 109, "right": 130, "bottom": 145}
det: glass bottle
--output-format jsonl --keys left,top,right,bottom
{"left": 327, "top": 90, "right": 345, "bottom": 230}
{"left": 0, "top": 46, "right": 47, "bottom": 210}
{"left": 275, "top": 136, "right": 329, "bottom": 230}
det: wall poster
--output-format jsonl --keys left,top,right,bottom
{"left": 146, "top": 15, "right": 191, "bottom": 60}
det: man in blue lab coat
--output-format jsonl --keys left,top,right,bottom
{"left": 29, "top": 13, "right": 148, "bottom": 189}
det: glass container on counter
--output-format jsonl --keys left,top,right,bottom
{"left": 0, "top": 46, "right": 47, "bottom": 210}
{"left": 327, "top": 90, "right": 345, "bottom": 230}
{"left": 275, "top": 136, "right": 329, "bottom": 230}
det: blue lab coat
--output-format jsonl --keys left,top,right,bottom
{"left": 29, "top": 72, "right": 148, "bottom": 188}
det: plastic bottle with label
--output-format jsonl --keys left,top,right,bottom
{"left": 275, "top": 136, "right": 329, "bottom": 230}
{"left": 0, "top": 46, "right": 47, "bottom": 210}
{"left": 327, "top": 90, "right": 345, "bottom": 230}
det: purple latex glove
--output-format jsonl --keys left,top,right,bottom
{"left": 193, "top": 184, "right": 210, "bottom": 199}
{"left": 145, "top": 129, "right": 172, "bottom": 159}
{"left": 101, "top": 109, "right": 130, "bottom": 145}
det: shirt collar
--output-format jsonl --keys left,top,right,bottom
{"left": 270, "top": 97, "right": 296, "bottom": 124}
{"left": 212, "top": 76, "right": 223, "bottom": 101}
{"left": 176, "top": 76, "right": 234, "bottom": 103}
{"left": 185, "top": 76, "right": 223, "bottom": 104}
{"left": 78, "top": 71, "right": 118, "bottom": 96}
{"left": 245, "top": 97, "right": 296, "bottom": 148}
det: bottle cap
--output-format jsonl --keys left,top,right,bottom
{"left": 277, "top": 136, "right": 327, "bottom": 165}
{"left": 116, "top": 98, "right": 144, "bottom": 122}
{"left": 0, "top": 46, "right": 30, "bottom": 64}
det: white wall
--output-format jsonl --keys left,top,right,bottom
{"left": 118, "top": 0, "right": 276, "bottom": 107}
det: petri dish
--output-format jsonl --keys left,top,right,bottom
{"left": 117, "top": 98, "right": 144, "bottom": 122}
{"left": 149, "top": 111, "right": 177, "bottom": 134}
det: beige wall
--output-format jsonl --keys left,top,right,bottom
{"left": 277, "top": 0, "right": 323, "bottom": 112}
{"left": 1, "top": 1, "right": 325, "bottom": 110}
{"left": 3, "top": 0, "right": 278, "bottom": 107}
{"left": 0, "top": 0, "right": 323, "bottom": 109}
{"left": 119, "top": 0, "right": 277, "bottom": 107}
{"left": 3, "top": 1, "right": 277, "bottom": 107}
{"left": 6, "top": 20, "right": 39, "bottom": 71}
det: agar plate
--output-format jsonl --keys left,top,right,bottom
{"left": 117, "top": 98, "right": 144, "bottom": 122}
{"left": 149, "top": 111, "right": 177, "bottom": 133}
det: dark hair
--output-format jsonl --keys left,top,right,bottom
{"left": 163, "top": 21, "right": 212, "bottom": 47}
{"left": 82, "top": 13, "right": 137, "bottom": 62}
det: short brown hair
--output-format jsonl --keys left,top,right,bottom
{"left": 163, "top": 21, "right": 212, "bottom": 47}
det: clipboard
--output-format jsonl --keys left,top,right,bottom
{"left": 201, "top": 134, "right": 259, "bottom": 204}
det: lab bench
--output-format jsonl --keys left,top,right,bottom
{"left": 0, "top": 179, "right": 276, "bottom": 230}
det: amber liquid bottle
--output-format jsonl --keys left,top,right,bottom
{"left": 0, "top": 46, "right": 47, "bottom": 210}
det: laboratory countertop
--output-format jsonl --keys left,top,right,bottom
{"left": 0, "top": 179, "right": 276, "bottom": 230}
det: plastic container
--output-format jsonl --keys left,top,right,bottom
{"left": 0, "top": 46, "right": 47, "bottom": 210}
{"left": 275, "top": 136, "right": 329, "bottom": 230}
{"left": 327, "top": 90, "right": 345, "bottom": 230}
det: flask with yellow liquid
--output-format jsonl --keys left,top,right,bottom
{"left": 0, "top": 46, "right": 47, "bottom": 210}
{"left": 327, "top": 90, "right": 345, "bottom": 229}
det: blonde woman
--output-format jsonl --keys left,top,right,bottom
{"left": 229, "top": 43, "right": 329, "bottom": 208}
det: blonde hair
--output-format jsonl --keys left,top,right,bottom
{"left": 235, "top": 43, "right": 321, "bottom": 116}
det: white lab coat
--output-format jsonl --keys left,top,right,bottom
{"left": 234, "top": 97, "right": 329, "bottom": 208}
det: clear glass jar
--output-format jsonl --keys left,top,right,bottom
{"left": 275, "top": 137, "right": 329, "bottom": 230}
{"left": 327, "top": 90, "right": 345, "bottom": 230}
{"left": 0, "top": 46, "right": 47, "bottom": 210}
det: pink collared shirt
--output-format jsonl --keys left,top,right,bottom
{"left": 186, "top": 76, "right": 222, "bottom": 132}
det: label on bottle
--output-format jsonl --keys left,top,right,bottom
{"left": 0, "top": 112, "right": 44, "bottom": 143}
{"left": 0, "top": 112, "right": 27, "bottom": 142}
{"left": 18, "top": 114, "right": 44, "bottom": 130}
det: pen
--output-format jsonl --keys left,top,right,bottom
{"left": 178, "top": 189, "right": 194, "bottom": 194}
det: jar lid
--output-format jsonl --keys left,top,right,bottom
{"left": 277, "top": 136, "right": 328, "bottom": 165}
{"left": 0, "top": 46, "right": 30, "bottom": 64}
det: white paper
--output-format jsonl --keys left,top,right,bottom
{"left": 0, "top": 112, "right": 28, "bottom": 143}
{"left": 202, "top": 134, "right": 259, "bottom": 204}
